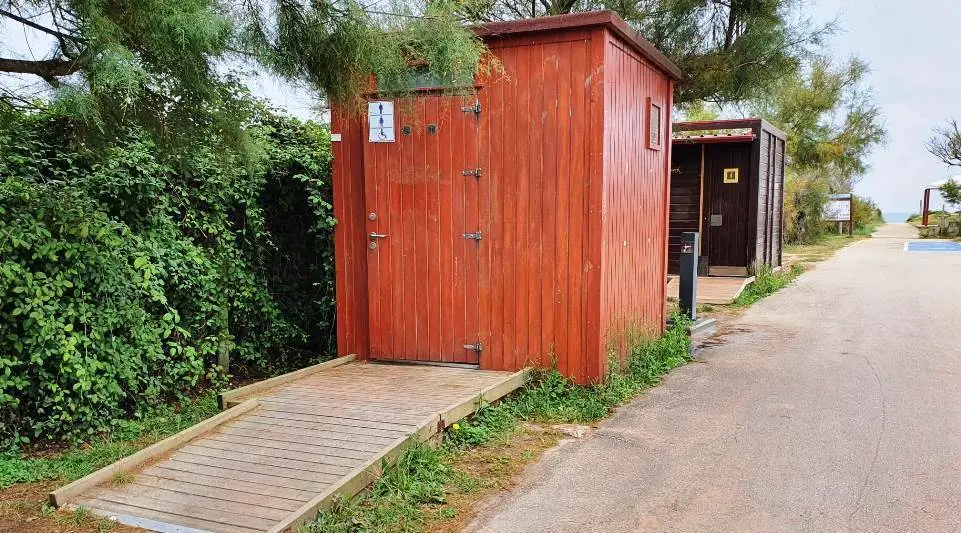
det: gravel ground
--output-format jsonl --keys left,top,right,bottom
{"left": 466, "top": 224, "right": 961, "bottom": 533}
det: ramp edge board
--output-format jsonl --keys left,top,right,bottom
{"left": 49, "top": 399, "right": 260, "bottom": 508}
{"left": 266, "top": 368, "right": 531, "bottom": 533}
{"left": 75, "top": 506, "right": 215, "bottom": 533}
{"left": 219, "top": 355, "right": 357, "bottom": 409}
{"left": 723, "top": 275, "right": 755, "bottom": 305}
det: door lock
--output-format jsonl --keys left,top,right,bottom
{"left": 462, "top": 231, "right": 483, "bottom": 241}
{"left": 464, "top": 342, "right": 484, "bottom": 352}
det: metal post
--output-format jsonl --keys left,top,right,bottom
{"left": 922, "top": 188, "right": 931, "bottom": 226}
{"left": 679, "top": 232, "right": 699, "bottom": 321}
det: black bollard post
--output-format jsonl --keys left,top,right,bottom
{"left": 679, "top": 232, "right": 699, "bottom": 321}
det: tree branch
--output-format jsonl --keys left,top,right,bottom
{"left": 0, "top": 56, "right": 82, "bottom": 79}
{"left": 927, "top": 120, "right": 961, "bottom": 167}
{"left": 0, "top": 7, "right": 84, "bottom": 44}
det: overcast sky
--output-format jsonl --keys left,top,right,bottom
{"left": 810, "top": 0, "right": 961, "bottom": 213}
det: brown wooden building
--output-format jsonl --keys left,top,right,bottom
{"left": 330, "top": 12, "right": 682, "bottom": 384}
{"left": 668, "top": 119, "right": 787, "bottom": 276}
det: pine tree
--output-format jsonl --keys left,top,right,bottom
{"left": 0, "top": 1, "right": 487, "bottom": 148}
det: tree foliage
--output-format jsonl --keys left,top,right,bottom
{"left": 741, "top": 56, "right": 886, "bottom": 243}
{"left": 455, "top": 0, "right": 831, "bottom": 105}
{"left": 941, "top": 179, "right": 961, "bottom": 211}
{"left": 0, "top": 1, "right": 488, "bottom": 146}
{"left": 748, "top": 56, "right": 886, "bottom": 192}
{"left": 0, "top": 102, "right": 336, "bottom": 446}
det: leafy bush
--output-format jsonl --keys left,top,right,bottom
{"left": 784, "top": 171, "right": 884, "bottom": 243}
{"left": 783, "top": 171, "right": 829, "bottom": 244}
{"left": 0, "top": 394, "right": 218, "bottom": 488}
{"left": 0, "top": 105, "right": 335, "bottom": 446}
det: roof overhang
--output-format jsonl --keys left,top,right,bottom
{"left": 672, "top": 134, "right": 756, "bottom": 145}
{"left": 474, "top": 11, "right": 683, "bottom": 81}
{"left": 925, "top": 174, "right": 961, "bottom": 190}
{"left": 673, "top": 118, "right": 788, "bottom": 141}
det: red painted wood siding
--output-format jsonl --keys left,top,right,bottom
{"left": 331, "top": 111, "right": 370, "bottom": 359}
{"left": 481, "top": 29, "right": 599, "bottom": 383}
{"left": 331, "top": 21, "right": 675, "bottom": 384}
{"left": 598, "top": 30, "right": 672, "bottom": 365}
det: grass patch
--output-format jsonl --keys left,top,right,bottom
{"left": 783, "top": 232, "right": 866, "bottom": 267}
{"left": 731, "top": 265, "right": 804, "bottom": 308}
{"left": 0, "top": 393, "right": 219, "bottom": 489}
{"left": 311, "top": 318, "right": 693, "bottom": 533}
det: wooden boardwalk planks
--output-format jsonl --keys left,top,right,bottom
{"left": 54, "top": 361, "right": 528, "bottom": 533}
{"left": 666, "top": 275, "right": 755, "bottom": 305}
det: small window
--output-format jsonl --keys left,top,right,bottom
{"left": 648, "top": 98, "right": 662, "bottom": 150}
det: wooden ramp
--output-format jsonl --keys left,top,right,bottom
{"left": 51, "top": 358, "right": 527, "bottom": 533}
{"left": 666, "top": 275, "right": 755, "bottom": 305}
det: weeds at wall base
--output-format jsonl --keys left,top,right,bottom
{"left": 731, "top": 265, "right": 805, "bottom": 308}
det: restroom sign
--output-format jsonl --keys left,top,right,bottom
{"left": 368, "top": 101, "right": 395, "bottom": 143}
{"left": 723, "top": 168, "right": 739, "bottom": 184}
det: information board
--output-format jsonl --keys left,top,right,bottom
{"left": 824, "top": 193, "right": 852, "bottom": 222}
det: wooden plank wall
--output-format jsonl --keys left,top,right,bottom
{"left": 773, "top": 133, "right": 785, "bottom": 266}
{"left": 754, "top": 126, "right": 786, "bottom": 269}
{"left": 598, "top": 31, "right": 672, "bottom": 363}
{"left": 331, "top": 112, "right": 370, "bottom": 359}
{"left": 667, "top": 144, "right": 702, "bottom": 274}
{"left": 331, "top": 27, "right": 675, "bottom": 384}
{"left": 481, "top": 29, "right": 600, "bottom": 383}
{"left": 756, "top": 132, "right": 770, "bottom": 267}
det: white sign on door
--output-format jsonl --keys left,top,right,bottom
{"left": 368, "top": 101, "right": 395, "bottom": 143}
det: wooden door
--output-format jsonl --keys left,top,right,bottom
{"left": 363, "top": 93, "right": 483, "bottom": 364}
{"left": 704, "top": 143, "right": 752, "bottom": 270}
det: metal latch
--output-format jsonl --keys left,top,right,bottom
{"left": 461, "top": 168, "right": 483, "bottom": 178}
{"left": 461, "top": 102, "right": 481, "bottom": 114}
{"left": 462, "top": 231, "right": 482, "bottom": 241}
{"left": 464, "top": 342, "right": 484, "bottom": 352}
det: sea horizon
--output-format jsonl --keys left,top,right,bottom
{"left": 882, "top": 212, "right": 914, "bottom": 223}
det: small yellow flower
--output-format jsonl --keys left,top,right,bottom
{"left": 452, "top": 423, "right": 461, "bottom": 431}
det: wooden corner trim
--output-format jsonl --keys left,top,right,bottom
{"left": 218, "top": 355, "right": 357, "bottom": 409}
{"left": 49, "top": 399, "right": 260, "bottom": 508}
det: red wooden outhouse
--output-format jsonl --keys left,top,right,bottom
{"left": 331, "top": 11, "right": 682, "bottom": 384}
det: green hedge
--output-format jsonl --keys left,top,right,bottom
{"left": 0, "top": 106, "right": 335, "bottom": 446}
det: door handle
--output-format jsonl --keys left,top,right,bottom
{"left": 369, "top": 232, "right": 388, "bottom": 239}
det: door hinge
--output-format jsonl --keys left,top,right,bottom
{"left": 461, "top": 102, "right": 481, "bottom": 114}
{"left": 462, "top": 231, "right": 483, "bottom": 241}
{"left": 464, "top": 342, "right": 484, "bottom": 353}
{"left": 461, "top": 168, "right": 483, "bottom": 178}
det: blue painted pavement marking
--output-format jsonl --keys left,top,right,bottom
{"left": 905, "top": 241, "right": 961, "bottom": 252}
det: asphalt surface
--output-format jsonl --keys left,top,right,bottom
{"left": 467, "top": 225, "right": 961, "bottom": 533}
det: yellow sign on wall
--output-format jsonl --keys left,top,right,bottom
{"left": 723, "top": 168, "right": 739, "bottom": 184}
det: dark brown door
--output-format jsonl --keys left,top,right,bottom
{"left": 363, "top": 94, "right": 483, "bottom": 364}
{"left": 704, "top": 143, "right": 752, "bottom": 269}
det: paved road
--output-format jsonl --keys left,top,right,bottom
{"left": 467, "top": 225, "right": 961, "bottom": 533}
